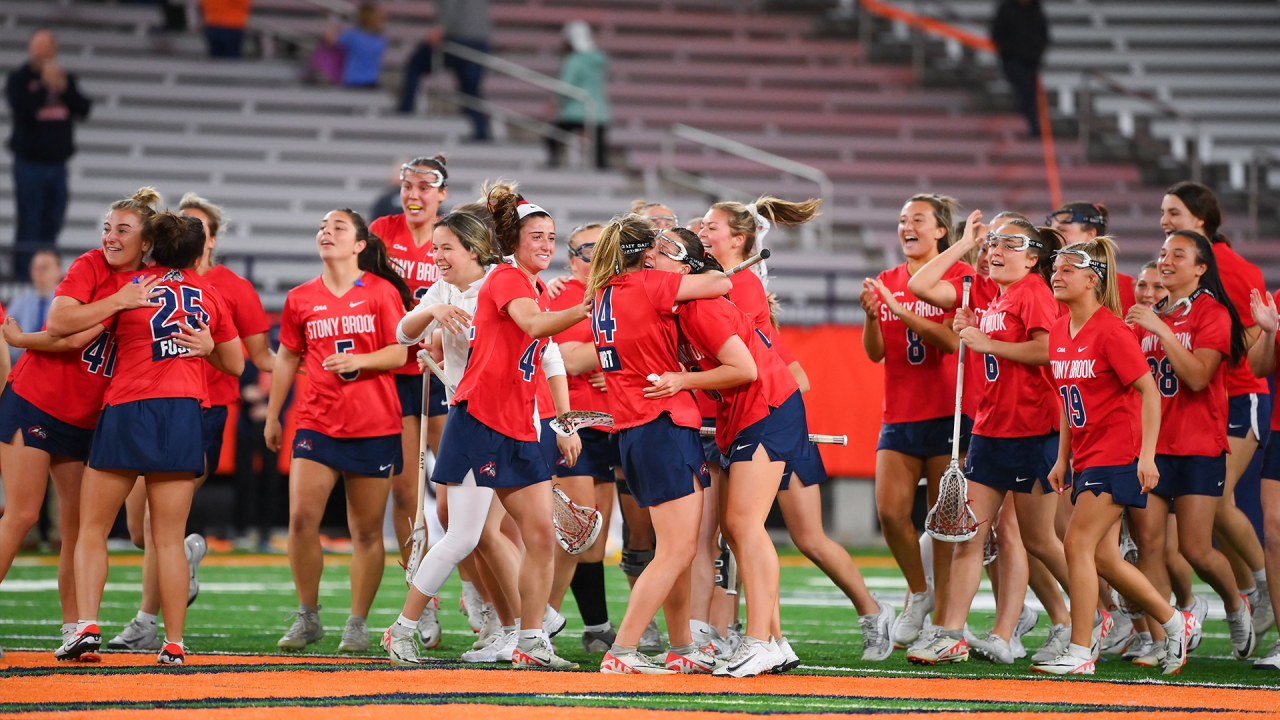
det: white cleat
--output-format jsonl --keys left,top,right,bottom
{"left": 418, "top": 596, "right": 441, "bottom": 650}
{"left": 601, "top": 647, "right": 675, "bottom": 674}
{"left": 1031, "top": 623, "right": 1070, "bottom": 663}
{"left": 859, "top": 602, "right": 895, "bottom": 661}
{"left": 1031, "top": 649, "right": 1094, "bottom": 675}
{"left": 1178, "top": 595, "right": 1209, "bottom": 652}
{"left": 381, "top": 623, "right": 420, "bottom": 665}
{"left": 1010, "top": 604, "right": 1039, "bottom": 660}
{"left": 892, "top": 590, "right": 934, "bottom": 649}
{"left": 1228, "top": 595, "right": 1257, "bottom": 661}
{"left": 184, "top": 533, "right": 206, "bottom": 607}
{"left": 969, "top": 632, "right": 1015, "bottom": 664}
{"left": 461, "top": 629, "right": 512, "bottom": 663}
{"left": 543, "top": 604, "right": 567, "bottom": 639}
{"left": 712, "top": 636, "right": 785, "bottom": 678}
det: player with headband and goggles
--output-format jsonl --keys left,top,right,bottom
{"left": 653, "top": 229, "right": 704, "bottom": 272}
{"left": 1046, "top": 206, "right": 1106, "bottom": 233}
{"left": 1055, "top": 248, "right": 1107, "bottom": 280}
{"left": 986, "top": 229, "right": 1044, "bottom": 253}
{"left": 400, "top": 159, "right": 448, "bottom": 188}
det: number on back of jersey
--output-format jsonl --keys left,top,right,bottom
{"left": 150, "top": 285, "right": 210, "bottom": 361}
{"left": 81, "top": 330, "right": 118, "bottom": 377}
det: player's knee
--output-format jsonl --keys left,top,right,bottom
{"left": 1, "top": 505, "right": 41, "bottom": 535}
{"left": 620, "top": 547, "right": 654, "bottom": 578}
{"left": 1177, "top": 541, "right": 1213, "bottom": 570}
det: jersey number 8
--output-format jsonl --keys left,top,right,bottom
{"left": 1147, "top": 357, "right": 1179, "bottom": 397}
{"left": 906, "top": 329, "right": 926, "bottom": 365}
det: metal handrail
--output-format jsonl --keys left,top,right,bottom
{"left": 1247, "top": 148, "right": 1280, "bottom": 242}
{"left": 660, "top": 124, "right": 834, "bottom": 250}
{"left": 1077, "top": 69, "right": 1203, "bottom": 183}
{"left": 260, "top": 0, "right": 600, "bottom": 166}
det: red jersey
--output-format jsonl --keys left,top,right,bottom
{"left": 1117, "top": 272, "right": 1137, "bottom": 315}
{"left": 279, "top": 273, "right": 404, "bottom": 438}
{"left": 1212, "top": 243, "right": 1269, "bottom": 396}
{"left": 1134, "top": 290, "right": 1232, "bottom": 456}
{"left": 9, "top": 249, "right": 139, "bottom": 428}
{"left": 876, "top": 261, "right": 972, "bottom": 423}
{"left": 1049, "top": 308, "right": 1150, "bottom": 470}
{"left": 677, "top": 296, "right": 798, "bottom": 452}
{"left": 453, "top": 263, "right": 547, "bottom": 441}
{"left": 946, "top": 273, "right": 1001, "bottom": 418}
{"left": 104, "top": 267, "right": 237, "bottom": 406}
{"left": 727, "top": 270, "right": 796, "bottom": 366}
{"left": 545, "top": 279, "right": 609, "bottom": 415}
{"left": 372, "top": 213, "right": 440, "bottom": 375}
{"left": 1269, "top": 290, "right": 1280, "bottom": 432}
{"left": 971, "top": 273, "right": 1060, "bottom": 438}
{"left": 201, "top": 264, "right": 270, "bottom": 407}
{"left": 592, "top": 269, "right": 700, "bottom": 430}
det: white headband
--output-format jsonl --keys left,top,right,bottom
{"left": 744, "top": 203, "right": 772, "bottom": 288}
{"left": 516, "top": 200, "right": 548, "bottom": 220}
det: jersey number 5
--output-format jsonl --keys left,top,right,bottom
{"left": 334, "top": 339, "right": 359, "bottom": 381}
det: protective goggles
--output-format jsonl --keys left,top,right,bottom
{"left": 400, "top": 163, "right": 446, "bottom": 187}
{"left": 986, "top": 230, "right": 1043, "bottom": 253}
{"left": 647, "top": 213, "right": 679, "bottom": 227}
{"left": 1054, "top": 249, "right": 1107, "bottom": 280}
{"left": 1046, "top": 208, "right": 1105, "bottom": 231}
{"left": 568, "top": 241, "right": 596, "bottom": 263}
{"left": 1156, "top": 287, "right": 1210, "bottom": 317}
{"left": 655, "top": 230, "right": 704, "bottom": 272}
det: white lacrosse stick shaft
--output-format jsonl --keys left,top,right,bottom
{"left": 948, "top": 276, "right": 973, "bottom": 464}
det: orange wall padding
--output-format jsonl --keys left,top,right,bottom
{"left": 778, "top": 325, "right": 883, "bottom": 478}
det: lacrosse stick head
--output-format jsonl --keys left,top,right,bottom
{"left": 925, "top": 461, "right": 979, "bottom": 542}
{"left": 552, "top": 485, "right": 602, "bottom": 554}
{"left": 550, "top": 411, "right": 614, "bottom": 437}
{"left": 404, "top": 524, "right": 427, "bottom": 585}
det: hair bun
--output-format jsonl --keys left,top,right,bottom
{"left": 432, "top": 154, "right": 447, "bottom": 166}
{"left": 131, "top": 187, "right": 161, "bottom": 209}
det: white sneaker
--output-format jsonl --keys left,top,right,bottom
{"left": 1031, "top": 648, "right": 1094, "bottom": 675}
{"left": 1010, "top": 604, "right": 1038, "bottom": 659}
{"left": 107, "top": 617, "right": 161, "bottom": 651}
{"left": 277, "top": 607, "right": 324, "bottom": 650}
{"left": 1031, "top": 624, "right": 1070, "bottom": 663}
{"left": 1179, "top": 595, "right": 1209, "bottom": 652}
{"left": 713, "top": 636, "right": 784, "bottom": 678}
{"left": 1161, "top": 611, "right": 1194, "bottom": 675}
{"left": 336, "top": 615, "right": 369, "bottom": 653}
{"left": 1254, "top": 582, "right": 1275, "bottom": 638}
{"left": 496, "top": 630, "right": 519, "bottom": 662}
{"left": 461, "top": 629, "right": 511, "bottom": 663}
{"left": 1253, "top": 638, "right": 1280, "bottom": 670}
{"left": 1091, "top": 610, "right": 1113, "bottom": 660}
{"left": 472, "top": 605, "right": 499, "bottom": 650}
{"left": 461, "top": 585, "right": 485, "bottom": 633}
{"left": 381, "top": 623, "right": 420, "bottom": 665}
{"left": 710, "top": 627, "right": 734, "bottom": 660}
{"left": 906, "top": 631, "right": 968, "bottom": 664}
{"left": 906, "top": 625, "right": 939, "bottom": 654}
{"left": 859, "top": 602, "right": 895, "bottom": 661}
{"left": 418, "top": 596, "right": 441, "bottom": 650}
{"left": 184, "top": 533, "right": 206, "bottom": 607}
{"left": 639, "top": 619, "right": 665, "bottom": 655}
{"left": 543, "top": 604, "right": 567, "bottom": 639}
{"left": 512, "top": 635, "right": 578, "bottom": 669}
{"left": 1123, "top": 632, "right": 1154, "bottom": 662}
{"left": 601, "top": 647, "right": 676, "bottom": 674}
{"left": 1227, "top": 595, "right": 1257, "bottom": 660}
{"left": 664, "top": 646, "right": 719, "bottom": 674}
{"left": 892, "top": 590, "right": 934, "bottom": 649}
{"left": 773, "top": 637, "right": 800, "bottom": 673}
{"left": 1101, "top": 609, "right": 1135, "bottom": 655}
{"left": 969, "top": 632, "right": 1014, "bottom": 664}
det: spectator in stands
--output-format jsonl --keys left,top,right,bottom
{"left": 331, "top": 3, "right": 388, "bottom": 88}
{"left": 990, "top": 0, "right": 1050, "bottom": 138}
{"left": 5, "top": 30, "right": 90, "bottom": 282}
{"left": 5, "top": 250, "right": 62, "bottom": 363}
{"left": 200, "top": 0, "right": 253, "bottom": 58}
{"left": 547, "top": 21, "right": 610, "bottom": 170}
{"left": 398, "top": 0, "right": 491, "bottom": 141}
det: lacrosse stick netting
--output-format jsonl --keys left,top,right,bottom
{"left": 552, "top": 485, "right": 602, "bottom": 554}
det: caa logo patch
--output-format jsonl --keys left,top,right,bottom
{"left": 27, "top": 425, "right": 48, "bottom": 440}
{"left": 479, "top": 462, "right": 497, "bottom": 477}
{"left": 312, "top": 305, "right": 327, "bottom": 312}
{"left": 296, "top": 438, "right": 313, "bottom": 452}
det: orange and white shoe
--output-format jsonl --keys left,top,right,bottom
{"left": 54, "top": 624, "right": 100, "bottom": 662}
{"left": 664, "top": 646, "right": 719, "bottom": 674}
{"left": 600, "top": 648, "right": 675, "bottom": 674}
{"left": 512, "top": 636, "right": 578, "bottom": 669}
{"left": 906, "top": 632, "right": 968, "bottom": 665}
{"left": 1090, "top": 609, "right": 1113, "bottom": 660}
{"left": 1160, "top": 611, "right": 1194, "bottom": 675}
{"left": 157, "top": 640, "right": 187, "bottom": 665}
{"left": 1031, "top": 649, "right": 1095, "bottom": 675}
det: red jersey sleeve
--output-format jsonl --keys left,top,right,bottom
{"left": 489, "top": 266, "right": 536, "bottom": 317}
{"left": 642, "top": 271, "right": 682, "bottom": 318}
{"left": 1015, "top": 279, "right": 1060, "bottom": 335}
{"left": 1105, "top": 321, "right": 1150, "bottom": 388}
{"left": 56, "top": 251, "right": 108, "bottom": 304}
{"left": 208, "top": 291, "right": 237, "bottom": 344}
{"left": 681, "top": 299, "right": 736, "bottom": 357}
{"left": 279, "top": 292, "right": 304, "bottom": 354}
{"left": 230, "top": 282, "right": 271, "bottom": 338}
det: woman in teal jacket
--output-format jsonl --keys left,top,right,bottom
{"left": 548, "top": 21, "right": 610, "bottom": 169}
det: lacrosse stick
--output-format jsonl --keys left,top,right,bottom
{"left": 724, "top": 248, "right": 770, "bottom": 277}
{"left": 983, "top": 524, "right": 999, "bottom": 566}
{"left": 404, "top": 371, "right": 431, "bottom": 584}
{"left": 699, "top": 426, "right": 846, "bottom": 445}
{"left": 714, "top": 534, "right": 739, "bottom": 596}
{"left": 550, "top": 410, "right": 614, "bottom": 437}
{"left": 552, "top": 484, "right": 602, "bottom": 554}
{"left": 925, "top": 276, "right": 980, "bottom": 542}
{"left": 417, "top": 349, "right": 457, "bottom": 397}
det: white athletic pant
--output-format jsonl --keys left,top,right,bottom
{"left": 410, "top": 470, "right": 493, "bottom": 597}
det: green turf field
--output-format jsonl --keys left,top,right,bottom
{"left": 3, "top": 549, "right": 1276, "bottom": 691}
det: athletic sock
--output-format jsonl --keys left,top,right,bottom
{"left": 584, "top": 622, "right": 612, "bottom": 634}
{"left": 395, "top": 614, "right": 417, "bottom": 630}
{"left": 668, "top": 643, "right": 697, "bottom": 655}
{"left": 136, "top": 611, "right": 158, "bottom": 625}
{"left": 1161, "top": 613, "right": 1184, "bottom": 635}
{"left": 163, "top": 636, "right": 182, "bottom": 647}
{"left": 1253, "top": 569, "right": 1268, "bottom": 586}
{"left": 569, "top": 561, "right": 610, "bottom": 627}
{"left": 610, "top": 642, "right": 637, "bottom": 655}
{"left": 517, "top": 629, "right": 542, "bottom": 650}
{"left": 689, "top": 619, "right": 712, "bottom": 637}
{"left": 300, "top": 603, "right": 318, "bottom": 614}
{"left": 940, "top": 629, "right": 963, "bottom": 640}
{"left": 1067, "top": 643, "right": 1091, "bottom": 659}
